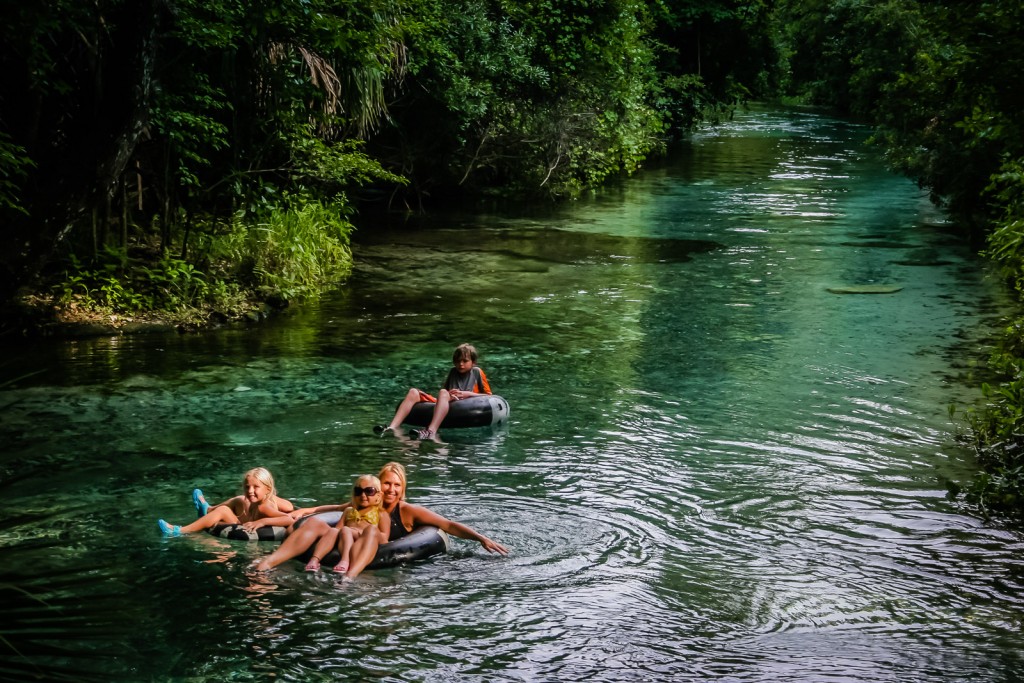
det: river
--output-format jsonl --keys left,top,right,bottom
{"left": 2, "top": 106, "right": 1023, "bottom": 681}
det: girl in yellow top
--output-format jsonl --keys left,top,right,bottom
{"left": 304, "top": 474, "right": 391, "bottom": 575}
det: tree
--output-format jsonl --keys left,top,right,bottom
{"left": 0, "top": 0, "right": 411, "bottom": 302}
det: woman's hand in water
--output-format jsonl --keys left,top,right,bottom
{"left": 478, "top": 535, "right": 509, "bottom": 555}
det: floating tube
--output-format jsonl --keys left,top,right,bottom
{"left": 294, "top": 511, "right": 450, "bottom": 569}
{"left": 404, "top": 394, "right": 510, "bottom": 429}
{"left": 208, "top": 524, "right": 287, "bottom": 542}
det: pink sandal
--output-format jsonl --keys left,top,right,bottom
{"left": 304, "top": 556, "right": 321, "bottom": 572}
{"left": 333, "top": 563, "right": 349, "bottom": 574}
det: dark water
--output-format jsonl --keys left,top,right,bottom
{"left": 3, "top": 107, "right": 1024, "bottom": 682}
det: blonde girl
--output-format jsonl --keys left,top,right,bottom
{"left": 304, "top": 474, "right": 391, "bottom": 575}
{"left": 158, "top": 467, "right": 293, "bottom": 536}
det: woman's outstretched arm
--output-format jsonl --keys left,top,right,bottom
{"left": 404, "top": 503, "right": 509, "bottom": 555}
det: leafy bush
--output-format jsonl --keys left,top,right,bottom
{"left": 52, "top": 199, "right": 354, "bottom": 320}
{"left": 54, "top": 251, "right": 152, "bottom": 313}
{"left": 964, "top": 159, "right": 1024, "bottom": 518}
{"left": 204, "top": 200, "right": 354, "bottom": 302}
{"left": 964, "top": 355, "right": 1024, "bottom": 519}
{"left": 0, "top": 131, "right": 34, "bottom": 216}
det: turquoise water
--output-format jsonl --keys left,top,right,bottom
{"left": 3, "top": 107, "right": 1024, "bottom": 681}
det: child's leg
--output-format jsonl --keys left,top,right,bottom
{"left": 177, "top": 506, "right": 241, "bottom": 534}
{"left": 420, "top": 389, "right": 451, "bottom": 437}
{"left": 386, "top": 388, "right": 427, "bottom": 430}
{"left": 344, "top": 526, "right": 382, "bottom": 579}
{"left": 305, "top": 527, "right": 339, "bottom": 571}
{"left": 202, "top": 494, "right": 244, "bottom": 514}
{"left": 255, "top": 517, "right": 333, "bottom": 571}
{"left": 334, "top": 527, "right": 358, "bottom": 572}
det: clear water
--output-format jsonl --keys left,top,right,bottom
{"left": 3, "top": 106, "right": 1024, "bottom": 681}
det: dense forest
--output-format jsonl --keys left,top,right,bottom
{"left": 0, "top": 0, "right": 774, "bottom": 319}
{"left": 2, "top": 0, "right": 1024, "bottom": 515}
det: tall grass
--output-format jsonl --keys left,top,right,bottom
{"left": 50, "top": 200, "right": 355, "bottom": 322}
{"left": 210, "top": 200, "right": 354, "bottom": 302}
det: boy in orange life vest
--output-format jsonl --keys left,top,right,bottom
{"left": 375, "top": 343, "right": 491, "bottom": 440}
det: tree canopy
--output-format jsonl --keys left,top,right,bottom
{"left": 0, "top": 0, "right": 775, "bottom": 303}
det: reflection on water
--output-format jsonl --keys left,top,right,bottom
{"left": 3, "top": 106, "right": 1024, "bottom": 681}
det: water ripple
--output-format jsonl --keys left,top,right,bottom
{"left": 4, "top": 105, "right": 1024, "bottom": 681}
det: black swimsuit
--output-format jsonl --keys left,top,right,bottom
{"left": 389, "top": 502, "right": 411, "bottom": 541}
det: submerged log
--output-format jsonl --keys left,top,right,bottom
{"left": 826, "top": 285, "right": 903, "bottom": 294}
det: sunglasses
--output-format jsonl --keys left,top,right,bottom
{"left": 353, "top": 486, "right": 379, "bottom": 497}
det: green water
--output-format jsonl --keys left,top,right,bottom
{"left": 3, "top": 107, "right": 1024, "bottom": 681}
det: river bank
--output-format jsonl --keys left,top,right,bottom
{"left": 0, "top": 291, "right": 285, "bottom": 340}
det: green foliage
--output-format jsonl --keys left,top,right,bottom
{"left": 54, "top": 249, "right": 211, "bottom": 313}
{"left": 151, "top": 74, "right": 232, "bottom": 189}
{"left": 0, "top": 0, "right": 783, "bottom": 297}
{"left": 985, "top": 158, "right": 1024, "bottom": 291}
{"left": 143, "top": 256, "right": 212, "bottom": 310}
{"left": 3, "top": 0, "right": 781, "bottom": 303}
{"left": 55, "top": 251, "right": 145, "bottom": 313}
{"left": 894, "top": 2, "right": 1024, "bottom": 516}
{"left": 287, "top": 132, "right": 409, "bottom": 195}
{"left": 967, "top": 158, "right": 1024, "bottom": 518}
{"left": 650, "top": 0, "right": 778, "bottom": 132}
{"left": 389, "top": 0, "right": 671, "bottom": 197}
{"left": 203, "top": 201, "right": 354, "bottom": 301}
{"left": 52, "top": 200, "right": 354, "bottom": 317}
{"left": 774, "top": 0, "right": 924, "bottom": 119}
{"left": 963, "top": 321, "right": 1024, "bottom": 519}
{"left": 0, "top": 132, "right": 34, "bottom": 216}
{"left": 870, "top": 2, "right": 1024, "bottom": 223}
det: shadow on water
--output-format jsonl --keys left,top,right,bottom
{"left": 357, "top": 224, "right": 723, "bottom": 266}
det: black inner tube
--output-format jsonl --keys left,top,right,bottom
{"left": 293, "top": 511, "right": 450, "bottom": 569}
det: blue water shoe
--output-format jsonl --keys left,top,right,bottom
{"left": 192, "top": 489, "right": 210, "bottom": 517}
{"left": 158, "top": 519, "right": 182, "bottom": 537}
